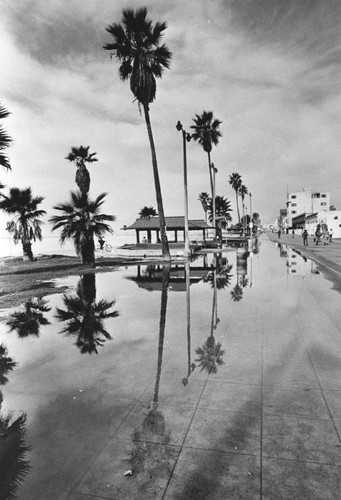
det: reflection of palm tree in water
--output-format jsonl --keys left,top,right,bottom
{"left": 55, "top": 273, "right": 118, "bottom": 354}
{"left": 196, "top": 256, "right": 225, "bottom": 374}
{"left": 7, "top": 298, "right": 51, "bottom": 337}
{"left": 182, "top": 261, "right": 195, "bottom": 386}
{"left": 130, "top": 265, "right": 173, "bottom": 475}
{"left": 0, "top": 344, "right": 30, "bottom": 499}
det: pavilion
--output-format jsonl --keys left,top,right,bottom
{"left": 123, "top": 216, "right": 212, "bottom": 244}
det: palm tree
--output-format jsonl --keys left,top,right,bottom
{"left": 229, "top": 172, "right": 242, "bottom": 224}
{"left": 195, "top": 336, "right": 225, "bottom": 374}
{"left": 198, "top": 192, "right": 209, "bottom": 223}
{"left": 65, "top": 146, "right": 98, "bottom": 195}
{"left": 0, "top": 103, "right": 12, "bottom": 171}
{"left": 55, "top": 274, "right": 118, "bottom": 355}
{"left": 207, "top": 195, "right": 232, "bottom": 241}
{"left": 104, "top": 7, "right": 172, "bottom": 260}
{"left": 50, "top": 192, "right": 115, "bottom": 267}
{"left": 0, "top": 187, "right": 46, "bottom": 261}
{"left": 239, "top": 184, "right": 248, "bottom": 235}
{"left": 191, "top": 111, "right": 222, "bottom": 231}
{"left": 139, "top": 206, "right": 157, "bottom": 218}
{"left": 0, "top": 343, "right": 16, "bottom": 385}
{"left": 7, "top": 299, "right": 51, "bottom": 337}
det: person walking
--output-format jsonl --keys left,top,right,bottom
{"left": 278, "top": 228, "right": 281, "bottom": 239}
{"left": 315, "top": 227, "right": 321, "bottom": 245}
{"left": 302, "top": 229, "right": 308, "bottom": 246}
{"left": 329, "top": 229, "right": 333, "bottom": 243}
{"left": 291, "top": 228, "right": 295, "bottom": 238}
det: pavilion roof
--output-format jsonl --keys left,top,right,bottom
{"left": 123, "top": 216, "right": 212, "bottom": 231}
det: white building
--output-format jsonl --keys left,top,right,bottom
{"left": 305, "top": 211, "right": 341, "bottom": 238}
{"left": 286, "top": 188, "right": 330, "bottom": 227}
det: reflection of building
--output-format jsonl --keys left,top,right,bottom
{"left": 127, "top": 264, "right": 212, "bottom": 292}
{"left": 286, "top": 188, "right": 330, "bottom": 228}
{"left": 286, "top": 248, "right": 317, "bottom": 277}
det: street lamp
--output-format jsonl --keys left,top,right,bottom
{"left": 176, "top": 121, "right": 191, "bottom": 258}
{"left": 249, "top": 192, "right": 253, "bottom": 237}
{"left": 211, "top": 162, "right": 218, "bottom": 241}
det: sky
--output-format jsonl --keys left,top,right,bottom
{"left": 1, "top": 0, "right": 341, "bottom": 249}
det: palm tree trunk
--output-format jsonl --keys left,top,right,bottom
{"left": 21, "top": 220, "right": 33, "bottom": 261}
{"left": 207, "top": 152, "right": 216, "bottom": 237}
{"left": 235, "top": 190, "right": 240, "bottom": 224}
{"left": 81, "top": 237, "right": 95, "bottom": 268}
{"left": 143, "top": 104, "right": 170, "bottom": 261}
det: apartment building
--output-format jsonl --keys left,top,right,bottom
{"left": 286, "top": 188, "right": 330, "bottom": 227}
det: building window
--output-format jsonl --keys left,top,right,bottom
{"left": 291, "top": 210, "right": 296, "bottom": 214}
{"left": 321, "top": 194, "right": 326, "bottom": 198}
{"left": 291, "top": 195, "right": 296, "bottom": 199}
{"left": 321, "top": 202, "right": 327, "bottom": 206}
{"left": 334, "top": 216, "right": 338, "bottom": 220}
{"left": 291, "top": 203, "right": 297, "bottom": 207}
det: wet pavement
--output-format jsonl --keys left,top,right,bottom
{"left": 0, "top": 235, "right": 341, "bottom": 499}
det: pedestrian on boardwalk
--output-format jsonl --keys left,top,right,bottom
{"left": 329, "top": 229, "right": 333, "bottom": 243}
{"left": 302, "top": 229, "right": 308, "bottom": 246}
{"left": 278, "top": 228, "right": 281, "bottom": 239}
{"left": 291, "top": 228, "right": 295, "bottom": 238}
{"left": 315, "top": 227, "right": 321, "bottom": 245}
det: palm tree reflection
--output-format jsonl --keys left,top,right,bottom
{"left": 0, "top": 344, "right": 30, "bottom": 499}
{"left": 130, "top": 265, "right": 173, "bottom": 475}
{"left": 7, "top": 298, "right": 51, "bottom": 337}
{"left": 55, "top": 273, "right": 118, "bottom": 354}
{"left": 197, "top": 255, "right": 225, "bottom": 374}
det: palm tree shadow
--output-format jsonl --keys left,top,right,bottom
{"left": 55, "top": 273, "right": 118, "bottom": 354}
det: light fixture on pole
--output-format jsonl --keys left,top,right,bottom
{"left": 176, "top": 121, "right": 191, "bottom": 258}
{"left": 249, "top": 192, "right": 253, "bottom": 237}
{"left": 211, "top": 162, "right": 218, "bottom": 240}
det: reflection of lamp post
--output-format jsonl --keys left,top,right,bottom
{"left": 176, "top": 121, "right": 191, "bottom": 258}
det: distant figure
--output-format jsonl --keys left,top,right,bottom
{"left": 278, "top": 229, "right": 281, "bottom": 239}
{"left": 329, "top": 229, "right": 333, "bottom": 243}
{"left": 315, "top": 227, "right": 321, "bottom": 245}
{"left": 302, "top": 229, "right": 308, "bottom": 246}
{"left": 98, "top": 236, "right": 105, "bottom": 250}
{"left": 142, "top": 236, "right": 147, "bottom": 244}
{"left": 291, "top": 228, "right": 295, "bottom": 238}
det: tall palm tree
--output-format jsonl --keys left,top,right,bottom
{"left": 239, "top": 184, "right": 248, "bottom": 235}
{"left": 65, "top": 146, "right": 98, "bottom": 195}
{"left": 7, "top": 299, "right": 51, "bottom": 338}
{"left": 0, "top": 103, "right": 12, "bottom": 171}
{"left": 0, "top": 187, "right": 46, "bottom": 261}
{"left": 50, "top": 191, "right": 115, "bottom": 267}
{"left": 191, "top": 111, "right": 222, "bottom": 232}
{"left": 104, "top": 7, "right": 172, "bottom": 260}
{"left": 229, "top": 172, "right": 242, "bottom": 224}
{"left": 198, "top": 192, "right": 209, "bottom": 223}
{"left": 207, "top": 195, "right": 232, "bottom": 241}
{"left": 55, "top": 274, "right": 118, "bottom": 355}
{"left": 139, "top": 206, "right": 157, "bottom": 218}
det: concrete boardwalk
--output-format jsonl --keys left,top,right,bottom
{"left": 55, "top": 237, "right": 341, "bottom": 500}
{"left": 4, "top": 236, "right": 341, "bottom": 499}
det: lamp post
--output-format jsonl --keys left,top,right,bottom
{"left": 249, "top": 192, "right": 253, "bottom": 237}
{"left": 211, "top": 162, "right": 218, "bottom": 240}
{"left": 176, "top": 121, "right": 191, "bottom": 258}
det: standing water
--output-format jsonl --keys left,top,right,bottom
{"left": 1, "top": 236, "right": 341, "bottom": 499}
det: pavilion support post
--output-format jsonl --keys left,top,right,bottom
{"left": 147, "top": 230, "right": 152, "bottom": 244}
{"left": 175, "top": 230, "right": 178, "bottom": 243}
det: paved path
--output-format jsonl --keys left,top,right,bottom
{"left": 267, "top": 232, "right": 341, "bottom": 277}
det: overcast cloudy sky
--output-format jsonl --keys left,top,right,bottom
{"left": 1, "top": 0, "right": 341, "bottom": 245}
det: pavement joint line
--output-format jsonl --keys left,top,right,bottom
{"left": 293, "top": 303, "right": 341, "bottom": 445}
{"left": 180, "top": 445, "right": 260, "bottom": 457}
{"left": 260, "top": 284, "right": 265, "bottom": 499}
{"left": 161, "top": 364, "right": 215, "bottom": 500}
